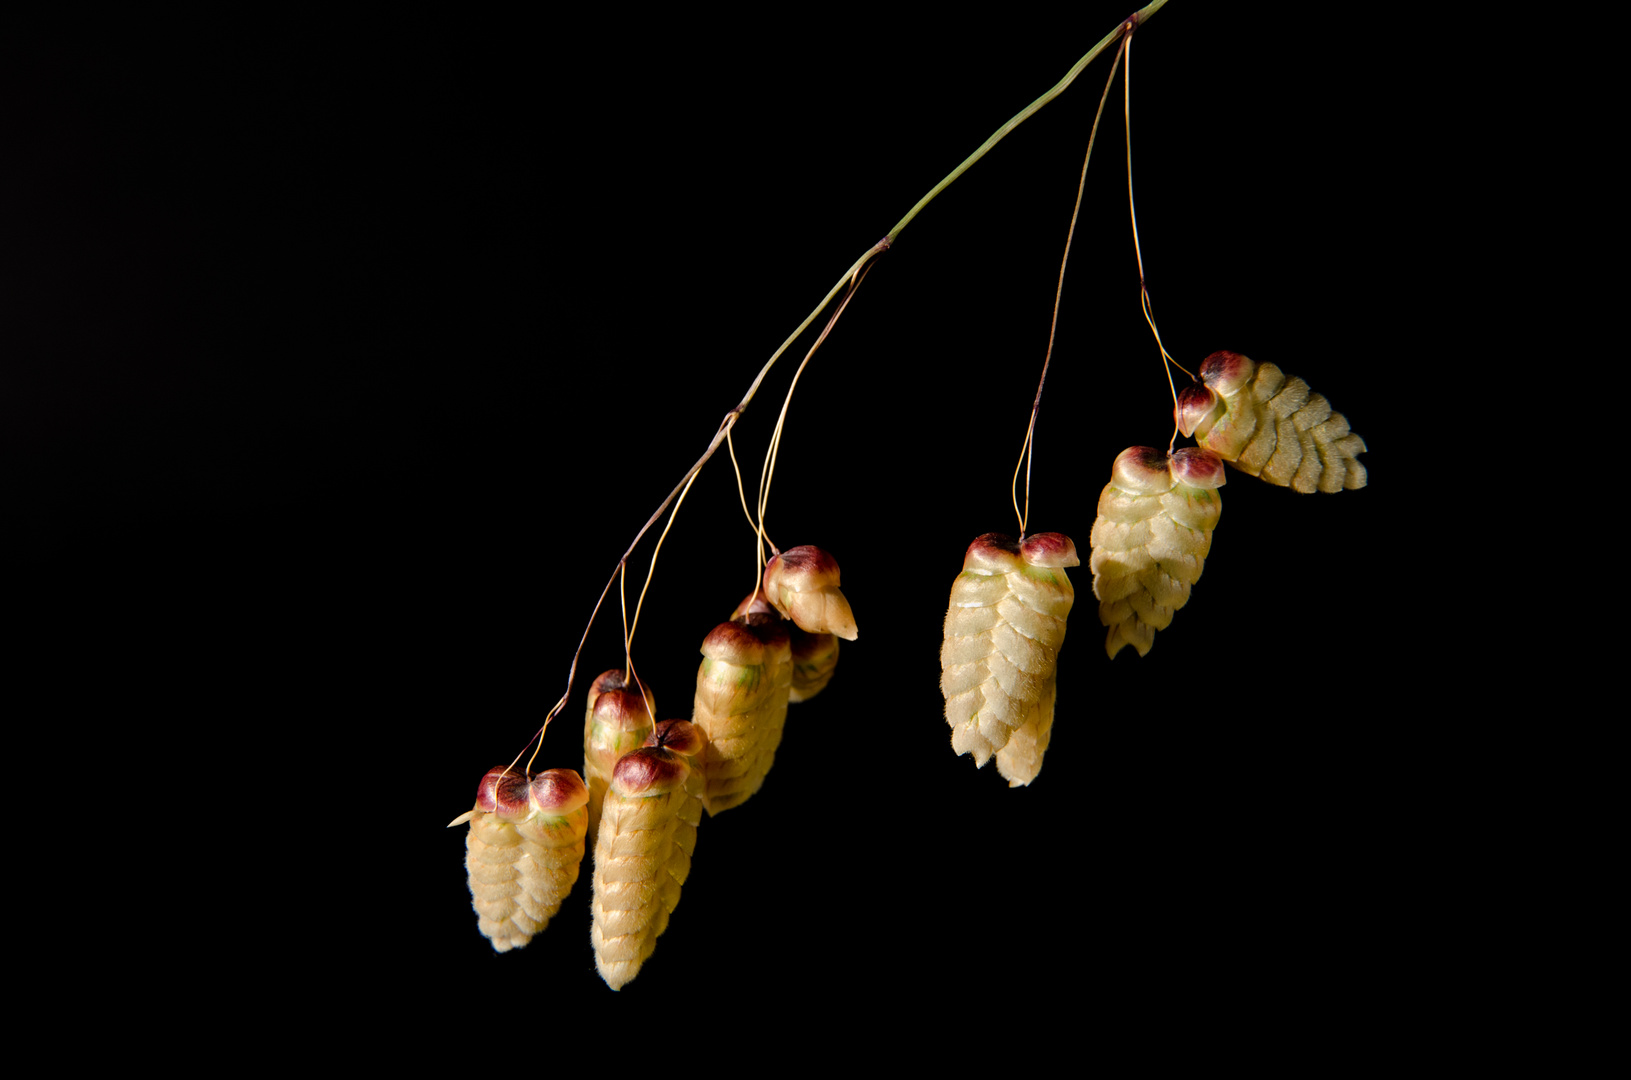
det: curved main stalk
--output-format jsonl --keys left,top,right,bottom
{"left": 530, "top": 0, "right": 1173, "bottom": 754}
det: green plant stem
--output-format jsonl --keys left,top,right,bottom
{"left": 887, "top": 0, "right": 1167, "bottom": 244}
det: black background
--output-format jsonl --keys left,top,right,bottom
{"left": 8, "top": 4, "right": 1457, "bottom": 1034}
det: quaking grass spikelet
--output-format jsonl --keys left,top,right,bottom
{"left": 583, "top": 669, "right": 656, "bottom": 849}
{"left": 590, "top": 721, "right": 703, "bottom": 991}
{"left": 1088, "top": 446, "right": 1224, "bottom": 658}
{"left": 455, "top": 766, "right": 589, "bottom": 953}
{"left": 762, "top": 546, "right": 858, "bottom": 640}
{"left": 690, "top": 613, "right": 792, "bottom": 814}
{"left": 1175, "top": 351, "right": 1366, "bottom": 493}
{"left": 940, "top": 532, "right": 1077, "bottom": 786}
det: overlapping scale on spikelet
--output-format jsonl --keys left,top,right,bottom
{"left": 590, "top": 721, "right": 702, "bottom": 991}
{"left": 1175, "top": 350, "right": 1366, "bottom": 493}
{"left": 1089, "top": 446, "right": 1224, "bottom": 659}
{"left": 690, "top": 613, "right": 792, "bottom": 814}
{"left": 940, "top": 532, "right": 1077, "bottom": 786}
{"left": 457, "top": 766, "right": 589, "bottom": 952}
{"left": 762, "top": 546, "right": 858, "bottom": 640}
{"left": 582, "top": 669, "right": 656, "bottom": 848}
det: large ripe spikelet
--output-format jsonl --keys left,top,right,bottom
{"left": 591, "top": 720, "right": 703, "bottom": 991}
{"left": 453, "top": 766, "right": 589, "bottom": 953}
{"left": 690, "top": 613, "right": 792, "bottom": 815}
{"left": 940, "top": 532, "right": 1077, "bottom": 786}
{"left": 1089, "top": 446, "right": 1225, "bottom": 659}
{"left": 762, "top": 546, "right": 859, "bottom": 640}
{"left": 583, "top": 669, "right": 656, "bottom": 848}
{"left": 1175, "top": 350, "right": 1366, "bottom": 493}
{"left": 734, "top": 589, "right": 838, "bottom": 703}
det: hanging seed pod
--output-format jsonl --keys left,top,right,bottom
{"left": 1175, "top": 350, "right": 1367, "bottom": 493}
{"left": 940, "top": 532, "right": 1077, "bottom": 786}
{"left": 453, "top": 766, "right": 589, "bottom": 953}
{"left": 1089, "top": 446, "right": 1225, "bottom": 659}
{"left": 762, "top": 546, "right": 859, "bottom": 640}
{"left": 690, "top": 613, "right": 792, "bottom": 814}
{"left": 734, "top": 590, "right": 837, "bottom": 703}
{"left": 590, "top": 720, "right": 702, "bottom": 991}
{"left": 582, "top": 669, "right": 657, "bottom": 849}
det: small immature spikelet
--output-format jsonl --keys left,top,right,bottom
{"left": 762, "top": 546, "right": 859, "bottom": 640}
{"left": 1175, "top": 350, "right": 1367, "bottom": 493}
{"left": 455, "top": 766, "right": 589, "bottom": 953}
{"left": 734, "top": 589, "right": 837, "bottom": 703}
{"left": 591, "top": 721, "right": 703, "bottom": 991}
{"left": 1088, "top": 446, "right": 1225, "bottom": 659}
{"left": 690, "top": 613, "right": 792, "bottom": 815}
{"left": 940, "top": 532, "right": 1077, "bottom": 786}
{"left": 582, "top": 669, "right": 656, "bottom": 848}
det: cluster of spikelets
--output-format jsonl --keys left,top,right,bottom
{"left": 939, "top": 352, "right": 1366, "bottom": 784}
{"left": 1089, "top": 351, "right": 1367, "bottom": 658}
{"left": 456, "top": 545, "right": 857, "bottom": 989}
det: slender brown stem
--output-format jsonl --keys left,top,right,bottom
{"left": 1012, "top": 31, "right": 1128, "bottom": 539}
{"left": 756, "top": 256, "right": 879, "bottom": 563}
{"left": 1119, "top": 26, "right": 1193, "bottom": 454}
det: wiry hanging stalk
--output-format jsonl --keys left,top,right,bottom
{"left": 590, "top": 720, "right": 703, "bottom": 991}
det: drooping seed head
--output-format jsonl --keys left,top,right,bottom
{"left": 763, "top": 545, "right": 858, "bottom": 640}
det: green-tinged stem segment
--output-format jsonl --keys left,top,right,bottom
{"left": 887, "top": 0, "right": 1167, "bottom": 243}
{"left": 535, "top": 1, "right": 1169, "bottom": 750}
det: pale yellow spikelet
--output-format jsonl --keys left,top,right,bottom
{"left": 590, "top": 722, "right": 702, "bottom": 991}
{"left": 1088, "top": 446, "right": 1225, "bottom": 659}
{"left": 940, "top": 532, "right": 1077, "bottom": 786}
{"left": 582, "top": 669, "right": 656, "bottom": 848}
{"left": 459, "top": 766, "right": 589, "bottom": 952}
{"left": 762, "top": 546, "right": 858, "bottom": 640}
{"left": 689, "top": 614, "right": 792, "bottom": 814}
{"left": 1176, "top": 351, "right": 1366, "bottom": 493}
